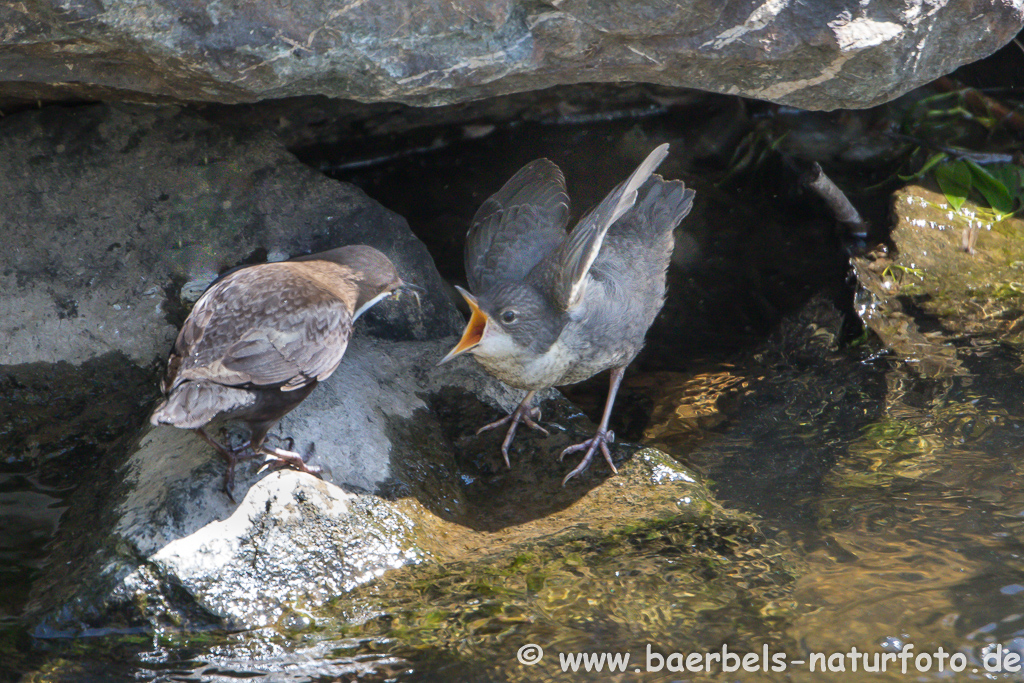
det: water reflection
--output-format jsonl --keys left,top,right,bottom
{"left": 643, "top": 311, "right": 1024, "bottom": 681}
{"left": 0, "top": 467, "right": 67, "bottom": 637}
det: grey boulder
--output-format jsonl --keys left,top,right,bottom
{"left": 26, "top": 337, "right": 720, "bottom": 633}
{"left": 1, "top": 1, "right": 1022, "bottom": 110}
{"left": 0, "top": 103, "right": 460, "bottom": 369}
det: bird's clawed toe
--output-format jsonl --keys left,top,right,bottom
{"left": 476, "top": 401, "right": 549, "bottom": 467}
{"left": 560, "top": 429, "right": 617, "bottom": 485}
{"left": 193, "top": 428, "right": 260, "bottom": 502}
{"left": 475, "top": 404, "right": 547, "bottom": 436}
{"left": 259, "top": 446, "right": 323, "bottom": 476}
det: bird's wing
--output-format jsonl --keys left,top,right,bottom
{"left": 172, "top": 266, "right": 353, "bottom": 391}
{"left": 542, "top": 143, "right": 670, "bottom": 311}
{"left": 464, "top": 158, "right": 570, "bottom": 293}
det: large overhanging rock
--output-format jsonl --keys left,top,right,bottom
{"left": 3, "top": 1, "right": 1022, "bottom": 111}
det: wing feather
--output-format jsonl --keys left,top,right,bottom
{"left": 464, "top": 159, "right": 570, "bottom": 293}
{"left": 170, "top": 265, "right": 353, "bottom": 392}
{"left": 542, "top": 143, "right": 670, "bottom": 310}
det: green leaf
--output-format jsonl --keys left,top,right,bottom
{"left": 965, "top": 160, "right": 1015, "bottom": 215}
{"left": 899, "top": 151, "right": 947, "bottom": 181}
{"left": 935, "top": 160, "right": 972, "bottom": 211}
{"left": 987, "top": 164, "right": 1023, "bottom": 208}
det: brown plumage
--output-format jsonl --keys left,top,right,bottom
{"left": 151, "top": 245, "right": 417, "bottom": 499}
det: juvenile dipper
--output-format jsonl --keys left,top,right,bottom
{"left": 151, "top": 245, "right": 418, "bottom": 499}
{"left": 439, "top": 144, "right": 694, "bottom": 484}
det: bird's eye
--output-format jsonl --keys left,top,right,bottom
{"left": 500, "top": 309, "right": 517, "bottom": 324}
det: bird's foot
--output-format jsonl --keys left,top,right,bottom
{"left": 194, "top": 428, "right": 259, "bottom": 503}
{"left": 219, "top": 446, "right": 262, "bottom": 504}
{"left": 258, "top": 446, "right": 323, "bottom": 477}
{"left": 559, "top": 429, "right": 617, "bottom": 485}
{"left": 477, "top": 404, "right": 549, "bottom": 467}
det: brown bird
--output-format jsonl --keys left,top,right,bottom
{"left": 440, "top": 144, "right": 694, "bottom": 483}
{"left": 151, "top": 245, "right": 419, "bottom": 499}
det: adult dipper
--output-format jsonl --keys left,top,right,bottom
{"left": 439, "top": 144, "right": 694, "bottom": 484}
{"left": 151, "top": 245, "right": 419, "bottom": 499}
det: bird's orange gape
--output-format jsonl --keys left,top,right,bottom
{"left": 440, "top": 287, "right": 488, "bottom": 362}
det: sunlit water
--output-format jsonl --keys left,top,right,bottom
{"left": 3, "top": 86, "right": 1024, "bottom": 682}
{"left": 643, "top": 327, "right": 1024, "bottom": 682}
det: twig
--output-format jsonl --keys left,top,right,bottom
{"left": 802, "top": 162, "right": 870, "bottom": 239}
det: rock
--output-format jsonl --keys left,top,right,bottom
{"left": 0, "top": 103, "right": 461, "bottom": 369}
{"left": 852, "top": 182, "right": 1024, "bottom": 377}
{"left": 0, "top": 99, "right": 459, "bottom": 634}
{"left": 24, "top": 336, "right": 734, "bottom": 634}
{"left": 0, "top": 353, "right": 156, "bottom": 482}
{"left": 2, "top": 1, "right": 1022, "bottom": 111}
{"left": 332, "top": 490, "right": 787, "bottom": 683}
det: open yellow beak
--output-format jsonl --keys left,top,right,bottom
{"left": 438, "top": 286, "right": 488, "bottom": 365}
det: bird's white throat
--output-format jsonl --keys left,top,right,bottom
{"left": 472, "top": 322, "right": 574, "bottom": 389}
{"left": 353, "top": 290, "right": 393, "bottom": 320}
{"left": 473, "top": 322, "right": 522, "bottom": 361}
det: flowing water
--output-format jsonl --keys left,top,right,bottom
{"left": 3, "top": 79, "right": 1024, "bottom": 682}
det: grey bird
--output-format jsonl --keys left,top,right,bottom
{"left": 439, "top": 144, "right": 695, "bottom": 484}
{"left": 151, "top": 245, "right": 419, "bottom": 499}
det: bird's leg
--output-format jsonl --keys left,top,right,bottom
{"left": 194, "top": 427, "right": 259, "bottom": 502}
{"left": 476, "top": 390, "right": 550, "bottom": 467}
{"left": 560, "top": 367, "right": 625, "bottom": 485}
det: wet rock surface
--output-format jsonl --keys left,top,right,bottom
{"left": 25, "top": 335, "right": 740, "bottom": 634}
{"left": 333, "top": 503, "right": 790, "bottom": 683}
{"left": 0, "top": 353, "right": 155, "bottom": 480}
{"left": 853, "top": 181, "right": 1024, "bottom": 377}
{"left": 2, "top": 1, "right": 1022, "bottom": 111}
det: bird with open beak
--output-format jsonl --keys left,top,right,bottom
{"left": 439, "top": 144, "right": 695, "bottom": 484}
{"left": 151, "top": 245, "right": 422, "bottom": 500}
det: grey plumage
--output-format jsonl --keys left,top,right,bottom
{"left": 151, "top": 245, "right": 413, "bottom": 499}
{"left": 441, "top": 144, "right": 695, "bottom": 483}
{"left": 464, "top": 159, "right": 570, "bottom": 295}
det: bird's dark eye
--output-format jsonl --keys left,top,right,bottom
{"left": 500, "top": 309, "right": 517, "bottom": 324}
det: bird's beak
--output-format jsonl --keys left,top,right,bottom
{"left": 396, "top": 280, "right": 424, "bottom": 308}
{"left": 438, "top": 286, "right": 487, "bottom": 365}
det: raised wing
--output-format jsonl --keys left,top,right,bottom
{"left": 464, "top": 158, "right": 570, "bottom": 294}
{"left": 543, "top": 143, "right": 669, "bottom": 311}
{"left": 171, "top": 265, "right": 353, "bottom": 392}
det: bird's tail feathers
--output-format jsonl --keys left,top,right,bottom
{"left": 150, "top": 381, "right": 256, "bottom": 429}
{"left": 630, "top": 176, "right": 695, "bottom": 235}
